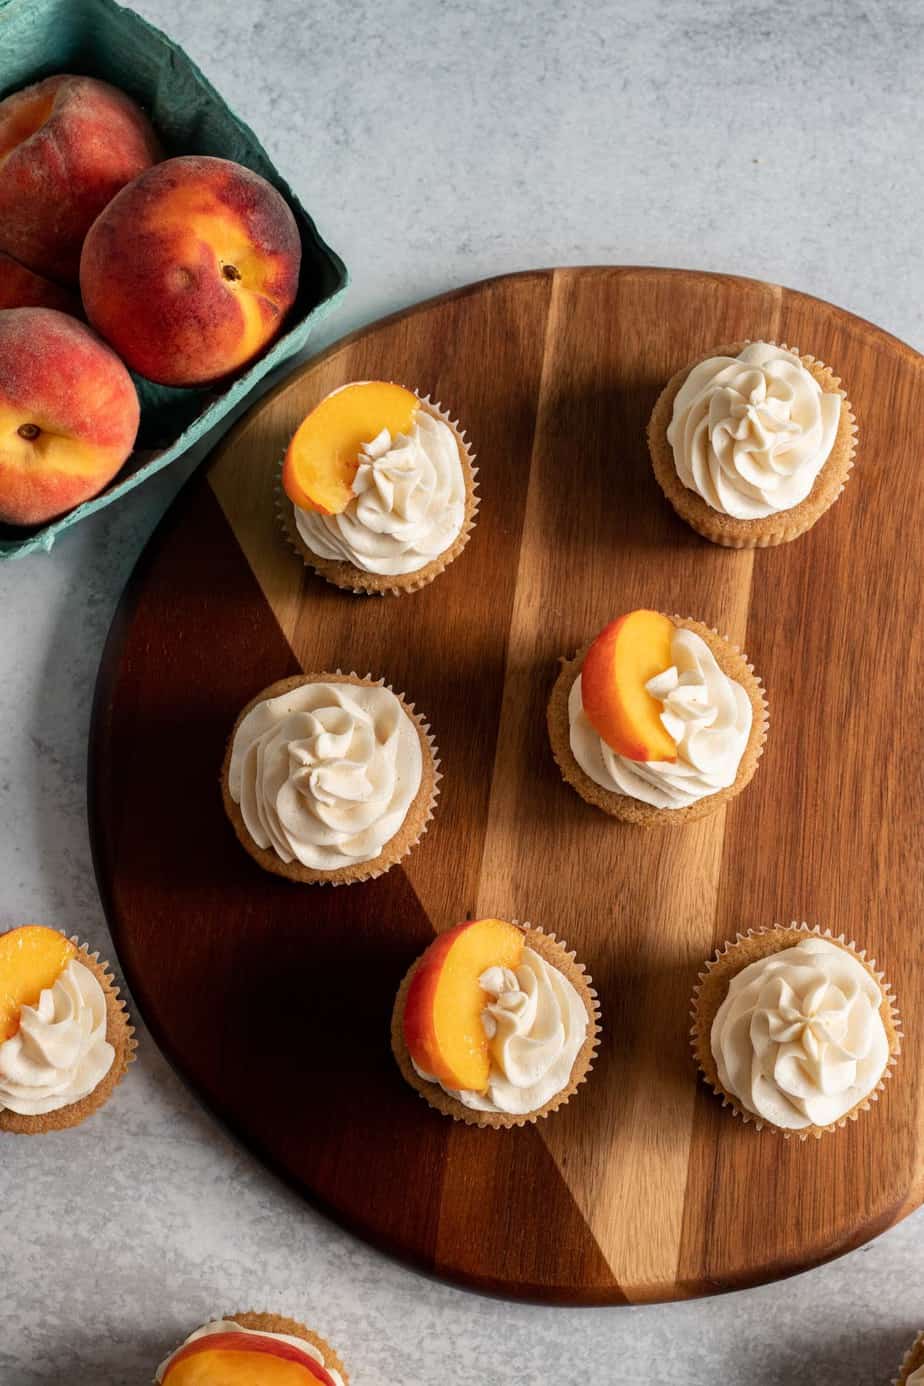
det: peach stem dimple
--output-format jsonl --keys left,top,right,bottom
{"left": 17, "top": 423, "right": 40, "bottom": 440}
{"left": 221, "top": 263, "right": 241, "bottom": 282}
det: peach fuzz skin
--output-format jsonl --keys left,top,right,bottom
{"left": 0, "top": 75, "right": 162, "bottom": 282}
{"left": 80, "top": 156, "right": 301, "bottom": 387}
{"left": 0, "top": 251, "right": 81, "bottom": 314}
{"left": 0, "top": 308, "right": 139, "bottom": 526}
{"left": 162, "top": 1334, "right": 337, "bottom": 1386}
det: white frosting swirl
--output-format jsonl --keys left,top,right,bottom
{"left": 711, "top": 937, "right": 890, "bottom": 1131}
{"left": 155, "top": 1319, "right": 344, "bottom": 1386}
{"left": 294, "top": 409, "right": 466, "bottom": 575}
{"left": 228, "top": 681, "right": 423, "bottom": 873}
{"left": 0, "top": 959, "right": 114, "bottom": 1116}
{"left": 414, "top": 946, "right": 588, "bottom": 1116}
{"left": 667, "top": 342, "right": 842, "bottom": 519}
{"left": 568, "top": 626, "right": 752, "bottom": 809}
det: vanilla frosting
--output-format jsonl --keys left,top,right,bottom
{"left": 568, "top": 626, "right": 752, "bottom": 810}
{"left": 414, "top": 946, "right": 589, "bottom": 1116}
{"left": 155, "top": 1319, "right": 344, "bottom": 1386}
{"left": 667, "top": 342, "right": 842, "bottom": 519}
{"left": 0, "top": 959, "right": 114, "bottom": 1116}
{"left": 228, "top": 680, "right": 424, "bottom": 873}
{"left": 710, "top": 937, "right": 891, "bottom": 1131}
{"left": 293, "top": 408, "right": 466, "bottom": 575}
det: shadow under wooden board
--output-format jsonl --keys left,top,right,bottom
{"left": 89, "top": 267, "right": 924, "bottom": 1305}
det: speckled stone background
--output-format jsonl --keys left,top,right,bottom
{"left": 1, "top": 2, "right": 921, "bottom": 1382}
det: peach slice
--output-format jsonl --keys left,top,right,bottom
{"left": 0, "top": 926, "right": 76, "bottom": 1041}
{"left": 581, "top": 610, "right": 678, "bottom": 762}
{"left": 282, "top": 380, "right": 420, "bottom": 515}
{"left": 162, "top": 1334, "right": 337, "bottom": 1386}
{"left": 403, "top": 918, "right": 524, "bottom": 1092}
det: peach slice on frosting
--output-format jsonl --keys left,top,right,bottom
{"left": 282, "top": 380, "right": 420, "bottom": 515}
{"left": 0, "top": 925, "right": 76, "bottom": 1041}
{"left": 162, "top": 1333, "right": 338, "bottom": 1386}
{"left": 403, "top": 918, "right": 524, "bottom": 1092}
{"left": 581, "top": 610, "right": 678, "bottom": 762}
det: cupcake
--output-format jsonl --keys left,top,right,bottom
{"left": 547, "top": 609, "right": 767, "bottom": 826}
{"left": 221, "top": 672, "right": 439, "bottom": 885}
{"left": 279, "top": 380, "right": 478, "bottom": 594}
{"left": 0, "top": 925, "right": 134, "bottom": 1134}
{"left": 691, "top": 924, "right": 901, "bottom": 1138}
{"left": 391, "top": 917, "right": 599, "bottom": 1128}
{"left": 648, "top": 340, "right": 857, "bottom": 547}
{"left": 155, "top": 1312, "right": 348, "bottom": 1385}
{"left": 896, "top": 1332, "right": 924, "bottom": 1384}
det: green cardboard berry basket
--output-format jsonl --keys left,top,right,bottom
{"left": 0, "top": 0, "right": 348, "bottom": 559}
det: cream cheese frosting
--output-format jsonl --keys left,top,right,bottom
{"left": 568, "top": 626, "right": 752, "bottom": 809}
{"left": 155, "top": 1320, "right": 344, "bottom": 1386}
{"left": 228, "top": 680, "right": 424, "bottom": 872}
{"left": 293, "top": 408, "right": 466, "bottom": 576}
{"left": 667, "top": 342, "right": 842, "bottom": 519}
{"left": 710, "top": 937, "right": 891, "bottom": 1131}
{"left": 0, "top": 958, "right": 114, "bottom": 1116}
{"left": 413, "top": 946, "right": 588, "bottom": 1116}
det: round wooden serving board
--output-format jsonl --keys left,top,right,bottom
{"left": 90, "top": 268, "right": 924, "bottom": 1305}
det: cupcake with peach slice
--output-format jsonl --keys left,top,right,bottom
{"left": 0, "top": 925, "right": 134, "bottom": 1134}
{"left": 0, "top": 307, "right": 140, "bottom": 526}
{"left": 279, "top": 380, "right": 478, "bottom": 594}
{"left": 391, "top": 918, "right": 599, "bottom": 1127}
{"left": 156, "top": 1313, "right": 348, "bottom": 1386}
{"left": 547, "top": 609, "right": 767, "bottom": 826}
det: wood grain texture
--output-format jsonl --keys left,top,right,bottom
{"left": 89, "top": 268, "right": 924, "bottom": 1304}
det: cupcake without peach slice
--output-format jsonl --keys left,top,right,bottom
{"left": 896, "top": 1332, "right": 924, "bottom": 1385}
{"left": 155, "top": 1312, "right": 348, "bottom": 1386}
{"left": 221, "top": 672, "right": 440, "bottom": 886}
{"left": 279, "top": 380, "right": 478, "bottom": 594}
{"left": 648, "top": 340, "right": 857, "bottom": 548}
{"left": 547, "top": 610, "right": 767, "bottom": 826}
{"left": 0, "top": 925, "right": 134, "bottom": 1134}
{"left": 391, "top": 918, "right": 600, "bottom": 1128}
{"left": 691, "top": 924, "right": 901, "bottom": 1139}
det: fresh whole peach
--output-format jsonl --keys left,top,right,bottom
{"left": 0, "top": 74, "right": 162, "bottom": 282}
{"left": 0, "top": 308, "right": 140, "bottom": 526}
{"left": 0, "top": 251, "right": 81, "bottom": 314}
{"left": 80, "top": 155, "right": 301, "bottom": 387}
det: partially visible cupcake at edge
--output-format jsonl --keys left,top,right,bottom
{"left": 691, "top": 924, "right": 901, "bottom": 1138}
{"left": 391, "top": 917, "right": 599, "bottom": 1127}
{"left": 648, "top": 340, "right": 857, "bottom": 547}
{"left": 221, "top": 672, "right": 439, "bottom": 885}
{"left": 896, "top": 1332, "right": 924, "bottom": 1385}
{"left": 155, "top": 1312, "right": 348, "bottom": 1385}
{"left": 0, "top": 924, "right": 134, "bottom": 1134}
{"left": 279, "top": 380, "right": 478, "bottom": 593}
{"left": 547, "top": 609, "right": 767, "bottom": 826}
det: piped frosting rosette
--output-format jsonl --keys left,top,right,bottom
{"left": 221, "top": 672, "right": 440, "bottom": 886}
{"left": 277, "top": 383, "right": 478, "bottom": 595}
{"left": 690, "top": 923, "right": 901, "bottom": 1140}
